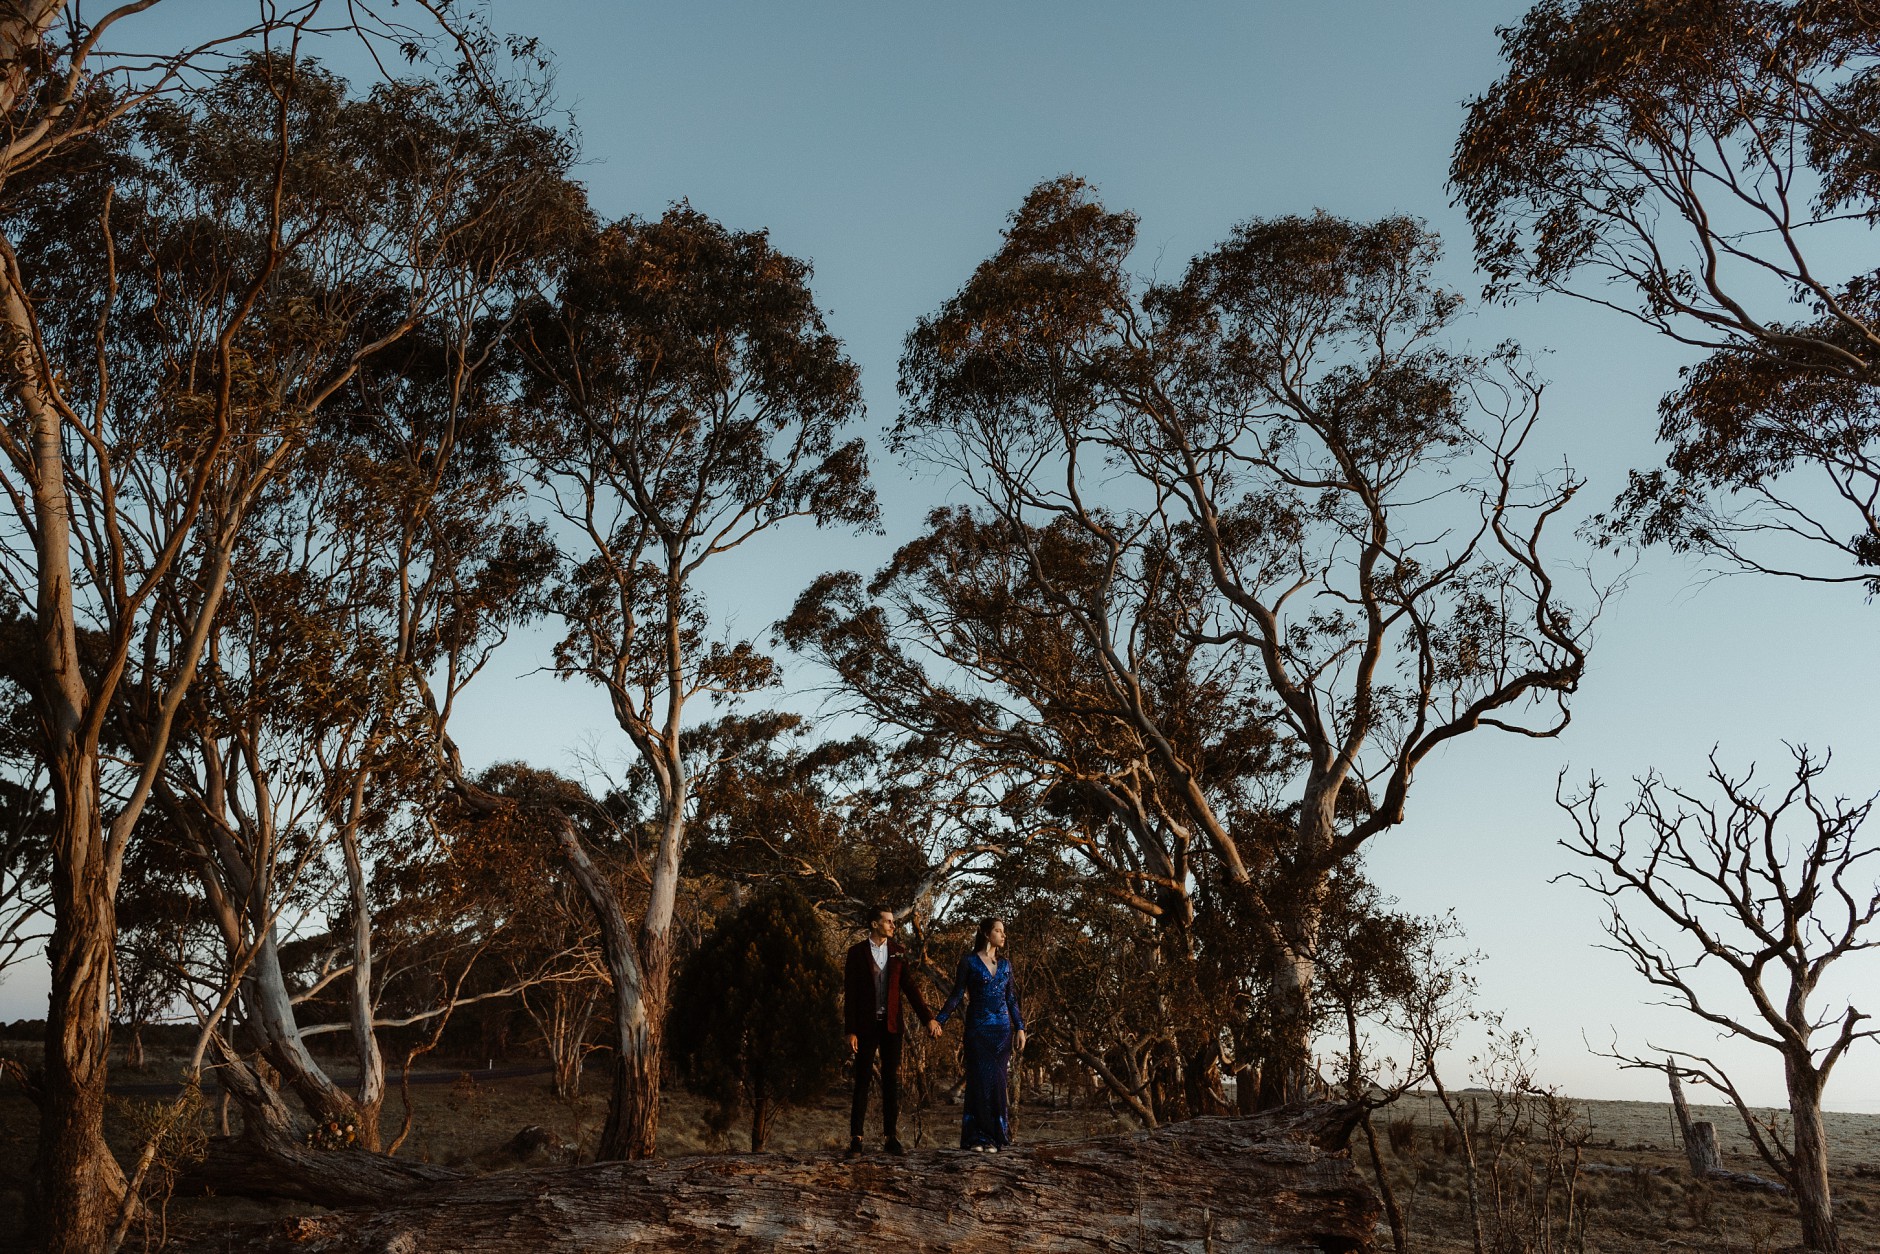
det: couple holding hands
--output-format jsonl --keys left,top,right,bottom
{"left": 843, "top": 908, "right": 1025, "bottom": 1156}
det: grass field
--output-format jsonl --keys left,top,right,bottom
{"left": 2, "top": 1046, "right": 1877, "bottom": 1252}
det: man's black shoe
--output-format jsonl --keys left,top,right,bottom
{"left": 844, "top": 1137, "right": 864, "bottom": 1158}
{"left": 884, "top": 1138, "right": 906, "bottom": 1156}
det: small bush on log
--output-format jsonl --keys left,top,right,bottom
{"left": 667, "top": 885, "right": 843, "bottom": 1150}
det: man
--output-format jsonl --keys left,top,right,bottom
{"left": 843, "top": 905, "right": 941, "bottom": 1156}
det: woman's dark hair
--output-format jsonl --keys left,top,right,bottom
{"left": 973, "top": 917, "right": 1002, "bottom": 951}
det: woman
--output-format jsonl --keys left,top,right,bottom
{"left": 935, "top": 917, "right": 1026, "bottom": 1151}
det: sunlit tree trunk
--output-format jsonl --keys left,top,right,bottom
{"left": 10, "top": 239, "right": 115, "bottom": 1249}
{"left": 614, "top": 801, "right": 685, "bottom": 1159}
{"left": 38, "top": 754, "right": 114, "bottom": 1252}
{"left": 555, "top": 814, "right": 653, "bottom": 1160}
{"left": 1259, "top": 777, "right": 1338, "bottom": 1109}
{"left": 339, "top": 782, "right": 386, "bottom": 1150}
{"left": 185, "top": 810, "right": 371, "bottom": 1142}
{"left": 1788, "top": 1064, "right": 1839, "bottom": 1254}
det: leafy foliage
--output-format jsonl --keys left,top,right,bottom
{"left": 1454, "top": 0, "right": 1880, "bottom": 589}
{"left": 666, "top": 885, "right": 844, "bottom": 1150}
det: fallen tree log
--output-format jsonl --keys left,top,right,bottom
{"left": 172, "top": 1046, "right": 464, "bottom": 1208}
{"left": 178, "top": 1102, "right": 1379, "bottom": 1253}
{"left": 177, "top": 1135, "right": 465, "bottom": 1208}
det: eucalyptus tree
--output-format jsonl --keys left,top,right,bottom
{"left": 517, "top": 206, "right": 877, "bottom": 1159}
{"left": 899, "top": 179, "right": 1595, "bottom": 1101}
{"left": 782, "top": 505, "right": 1289, "bottom": 1110}
{"left": 137, "top": 57, "right": 575, "bottom": 1160}
{"left": 0, "top": 6, "right": 511, "bottom": 1243}
{"left": 783, "top": 509, "right": 1282, "bottom": 926}
{"left": 1452, "top": 0, "right": 1880, "bottom": 590}
{"left": 658, "top": 712, "right": 934, "bottom": 914}
{"left": 411, "top": 761, "right": 621, "bottom": 1103}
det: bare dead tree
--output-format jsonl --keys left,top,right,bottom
{"left": 1557, "top": 746, "right": 1879, "bottom": 1254}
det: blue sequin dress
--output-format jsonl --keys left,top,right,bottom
{"left": 936, "top": 953, "right": 1024, "bottom": 1149}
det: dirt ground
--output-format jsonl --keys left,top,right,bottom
{"left": 2, "top": 1049, "right": 1877, "bottom": 1252}
{"left": 0, "top": 1046, "right": 1139, "bottom": 1250}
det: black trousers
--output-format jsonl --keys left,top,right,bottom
{"left": 850, "top": 1020, "right": 904, "bottom": 1140}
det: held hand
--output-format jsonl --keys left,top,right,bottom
{"left": 847, "top": 1033, "right": 858, "bottom": 1056}
{"left": 927, "top": 1019, "right": 943, "bottom": 1039}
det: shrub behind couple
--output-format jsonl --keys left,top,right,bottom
{"left": 843, "top": 909, "right": 1026, "bottom": 1156}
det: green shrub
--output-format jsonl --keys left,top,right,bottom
{"left": 667, "top": 884, "right": 843, "bottom": 1150}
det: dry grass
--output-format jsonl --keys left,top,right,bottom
{"left": 1357, "top": 1092, "right": 1880, "bottom": 1253}
{"left": 2, "top": 1048, "right": 1877, "bottom": 1252}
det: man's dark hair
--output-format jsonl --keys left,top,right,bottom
{"left": 869, "top": 904, "right": 894, "bottom": 924}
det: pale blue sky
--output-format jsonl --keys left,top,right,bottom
{"left": 458, "top": 1, "right": 1879, "bottom": 1109}
{"left": 8, "top": 2, "right": 1878, "bottom": 1110}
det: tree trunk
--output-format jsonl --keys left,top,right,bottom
{"left": 339, "top": 804, "right": 385, "bottom": 1151}
{"left": 1236, "top": 1062, "right": 1260, "bottom": 1114}
{"left": 238, "top": 921, "right": 369, "bottom": 1140}
{"left": 550, "top": 1021, "right": 585, "bottom": 1100}
{"left": 598, "top": 1013, "right": 660, "bottom": 1162}
{"left": 179, "top": 1104, "right": 1380, "bottom": 1254}
{"left": 615, "top": 804, "right": 684, "bottom": 1158}
{"left": 187, "top": 812, "right": 370, "bottom": 1143}
{"left": 537, "top": 982, "right": 594, "bottom": 1100}
{"left": 554, "top": 815, "right": 655, "bottom": 1161}
{"left": 36, "top": 755, "right": 116, "bottom": 1254}
{"left": 1360, "top": 1109, "right": 1407, "bottom": 1254}
{"left": 612, "top": 929, "right": 667, "bottom": 1160}
{"left": 1182, "top": 1038, "right": 1224, "bottom": 1117}
{"left": 1686, "top": 1121, "right": 1722, "bottom": 1175}
{"left": 1666, "top": 1062, "right": 1723, "bottom": 1176}
{"left": 750, "top": 1092, "right": 775, "bottom": 1153}
{"left": 182, "top": 1136, "right": 465, "bottom": 1209}
{"left": 1259, "top": 780, "right": 1336, "bottom": 1110}
{"left": 1258, "top": 916, "right": 1325, "bottom": 1110}
{"left": 1787, "top": 1064, "right": 1840, "bottom": 1254}
{"left": 0, "top": 2, "right": 64, "bottom": 120}
{"left": 10, "top": 211, "right": 118, "bottom": 1250}
{"left": 552, "top": 1049, "right": 583, "bottom": 1100}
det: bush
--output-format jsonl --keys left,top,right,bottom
{"left": 666, "top": 884, "right": 843, "bottom": 1150}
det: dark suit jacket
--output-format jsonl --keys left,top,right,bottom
{"left": 844, "top": 939, "right": 935, "bottom": 1037}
